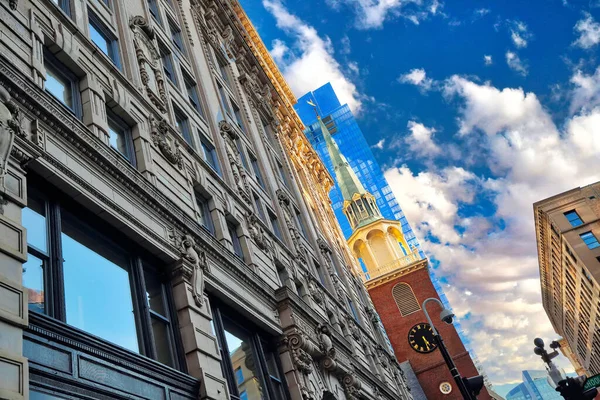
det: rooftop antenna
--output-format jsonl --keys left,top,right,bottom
{"left": 307, "top": 99, "right": 319, "bottom": 119}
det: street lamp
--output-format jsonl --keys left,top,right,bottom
{"left": 422, "top": 298, "right": 483, "bottom": 400}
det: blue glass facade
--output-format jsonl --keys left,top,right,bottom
{"left": 506, "top": 370, "right": 563, "bottom": 400}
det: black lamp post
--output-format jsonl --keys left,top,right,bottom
{"left": 422, "top": 298, "right": 484, "bottom": 400}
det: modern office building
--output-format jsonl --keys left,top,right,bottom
{"left": 0, "top": 0, "right": 411, "bottom": 399}
{"left": 505, "top": 370, "right": 563, "bottom": 400}
{"left": 313, "top": 105, "right": 490, "bottom": 399}
{"left": 535, "top": 182, "right": 600, "bottom": 376}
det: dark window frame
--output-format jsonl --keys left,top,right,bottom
{"left": 581, "top": 231, "right": 600, "bottom": 250}
{"left": 168, "top": 17, "right": 186, "bottom": 56}
{"left": 268, "top": 209, "right": 283, "bottom": 241}
{"left": 173, "top": 104, "right": 194, "bottom": 147}
{"left": 106, "top": 107, "right": 136, "bottom": 165}
{"left": 148, "top": 0, "right": 162, "bottom": 24}
{"left": 211, "top": 300, "right": 290, "bottom": 400}
{"left": 200, "top": 133, "right": 220, "bottom": 174}
{"left": 565, "top": 210, "right": 583, "bottom": 227}
{"left": 88, "top": 11, "right": 121, "bottom": 69}
{"left": 22, "top": 180, "right": 185, "bottom": 370}
{"left": 196, "top": 193, "right": 214, "bottom": 235}
{"left": 227, "top": 221, "right": 244, "bottom": 261}
{"left": 182, "top": 70, "right": 204, "bottom": 117}
{"left": 50, "top": 0, "right": 71, "bottom": 15}
{"left": 160, "top": 44, "right": 177, "bottom": 85}
{"left": 249, "top": 152, "right": 265, "bottom": 189}
{"left": 253, "top": 192, "right": 266, "bottom": 222}
{"left": 43, "top": 49, "right": 82, "bottom": 119}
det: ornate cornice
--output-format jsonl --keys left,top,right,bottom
{"left": 364, "top": 258, "right": 429, "bottom": 290}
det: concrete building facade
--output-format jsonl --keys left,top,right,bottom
{"left": 535, "top": 182, "right": 600, "bottom": 376}
{"left": 0, "top": 0, "right": 411, "bottom": 399}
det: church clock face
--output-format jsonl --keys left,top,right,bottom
{"left": 408, "top": 323, "right": 438, "bottom": 353}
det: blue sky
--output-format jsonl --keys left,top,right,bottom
{"left": 239, "top": 0, "right": 600, "bottom": 393}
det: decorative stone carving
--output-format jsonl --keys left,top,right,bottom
{"left": 219, "top": 120, "right": 251, "bottom": 203}
{"left": 247, "top": 211, "right": 270, "bottom": 252}
{"left": 341, "top": 372, "right": 362, "bottom": 400}
{"left": 346, "top": 316, "right": 361, "bottom": 341}
{"left": 180, "top": 234, "right": 208, "bottom": 307}
{"left": 0, "top": 85, "right": 21, "bottom": 213}
{"left": 7, "top": 0, "right": 17, "bottom": 10}
{"left": 315, "top": 323, "right": 335, "bottom": 359}
{"left": 222, "top": 26, "right": 236, "bottom": 58}
{"left": 283, "top": 332, "right": 316, "bottom": 400}
{"left": 150, "top": 117, "right": 183, "bottom": 170}
{"left": 308, "top": 279, "right": 324, "bottom": 304}
{"left": 375, "top": 345, "right": 389, "bottom": 370}
{"left": 130, "top": 16, "right": 167, "bottom": 113}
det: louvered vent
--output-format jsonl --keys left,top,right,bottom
{"left": 392, "top": 283, "right": 420, "bottom": 316}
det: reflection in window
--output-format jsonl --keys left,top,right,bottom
{"left": 46, "top": 66, "right": 73, "bottom": 109}
{"left": 61, "top": 215, "right": 139, "bottom": 353}
{"left": 22, "top": 196, "right": 48, "bottom": 313}
{"left": 145, "top": 270, "right": 175, "bottom": 367}
{"left": 224, "top": 319, "right": 264, "bottom": 400}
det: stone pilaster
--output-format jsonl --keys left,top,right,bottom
{"left": 0, "top": 87, "right": 31, "bottom": 400}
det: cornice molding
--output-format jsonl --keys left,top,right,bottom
{"left": 365, "top": 259, "right": 429, "bottom": 290}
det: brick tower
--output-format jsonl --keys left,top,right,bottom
{"left": 315, "top": 112, "right": 491, "bottom": 399}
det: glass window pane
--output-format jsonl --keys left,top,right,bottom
{"left": 23, "top": 253, "right": 44, "bottom": 313}
{"left": 30, "top": 390, "right": 70, "bottom": 400}
{"left": 144, "top": 270, "right": 166, "bottom": 316}
{"left": 108, "top": 124, "right": 127, "bottom": 156}
{"left": 46, "top": 67, "right": 72, "bottom": 108}
{"left": 61, "top": 216, "right": 139, "bottom": 353}
{"left": 151, "top": 316, "right": 174, "bottom": 367}
{"left": 23, "top": 199, "right": 47, "bottom": 252}
{"left": 223, "top": 319, "right": 264, "bottom": 400}
{"left": 89, "top": 22, "right": 109, "bottom": 56}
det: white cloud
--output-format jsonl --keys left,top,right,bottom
{"left": 385, "top": 76, "right": 600, "bottom": 384}
{"left": 270, "top": 39, "right": 289, "bottom": 64}
{"left": 474, "top": 8, "right": 490, "bottom": 17}
{"left": 484, "top": 55, "right": 493, "bottom": 65}
{"left": 505, "top": 51, "right": 528, "bottom": 76}
{"left": 263, "top": 0, "right": 362, "bottom": 112}
{"left": 398, "top": 68, "right": 434, "bottom": 91}
{"left": 573, "top": 12, "right": 600, "bottom": 49}
{"left": 327, "top": 0, "right": 444, "bottom": 30}
{"left": 510, "top": 20, "right": 531, "bottom": 48}
{"left": 372, "top": 138, "right": 385, "bottom": 149}
{"left": 405, "top": 121, "right": 441, "bottom": 157}
{"left": 570, "top": 66, "right": 600, "bottom": 113}
{"left": 340, "top": 35, "right": 351, "bottom": 55}
{"left": 511, "top": 31, "right": 528, "bottom": 48}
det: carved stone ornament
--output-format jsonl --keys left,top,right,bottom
{"left": 7, "top": 0, "right": 17, "bottom": 10}
{"left": 220, "top": 120, "right": 251, "bottom": 203}
{"left": 283, "top": 332, "right": 316, "bottom": 400}
{"left": 0, "top": 85, "right": 22, "bottom": 211}
{"left": 341, "top": 371, "right": 362, "bottom": 400}
{"left": 150, "top": 117, "right": 183, "bottom": 169}
{"left": 308, "top": 279, "right": 324, "bottom": 305}
{"left": 246, "top": 211, "right": 270, "bottom": 252}
{"left": 180, "top": 234, "right": 208, "bottom": 307}
{"left": 315, "top": 323, "right": 336, "bottom": 360}
{"left": 130, "top": 16, "right": 167, "bottom": 113}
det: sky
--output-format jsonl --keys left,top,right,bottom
{"left": 239, "top": 0, "right": 600, "bottom": 394}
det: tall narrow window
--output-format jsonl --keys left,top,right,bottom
{"left": 228, "top": 222, "right": 244, "bottom": 260}
{"left": 50, "top": 0, "right": 70, "bottom": 15}
{"left": 217, "top": 57, "right": 230, "bottom": 86}
{"left": 183, "top": 71, "right": 204, "bottom": 117}
{"left": 44, "top": 50, "right": 80, "bottom": 117}
{"left": 237, "top": 140, "right": 249, "bottom": 169}
{"left": 565, "top": 210, "right": 583, "bottom": 227}
{"left": 269, "top": 211, "right": 282, "bottom": 241}
{"left": 196, "top": 194, "right": 214, "bottom": 235}
{"left": 160, "top": 45, "right": 177, "bottom": 84}
{"left": 144, "top": 268, "right": 176, "bottom": 367}
{"left": 107, "top": 108, "right": 135, "bottom": 164}
{"left": 200, "top": 135, "right": 220, "bottom": 173}
{"left": 347, "top": 297, "right": 359, "bottom": 322}
{"left": 168, "top": 18, "right": 185, "bottom": 55}
{"left": 314, "top": 260, "right": 326, "bottom": 286}
{"left": 276, "top": 160, "right": 289, "bottom": 187}
{"left": 294, "top": 208, "right": 307, "bottom": 238}
{"left": 89, "top": 13, "right": 120, "bottom": 68}
{"left": 148, "top": 0, "right": 161, "bottom": 24}
{"left": 173, "top": 105, "right": 193, "bottom": 147}
{"left": 581, "top": 231, "right": 600, "bottom": 250}
{"left": 217, "top": 83, "right": 232, "bottom": 115}
{"left": 22, "top": 194, "right": 48, "bottom": 314}
{"left": 250, "top": 154, "right": 264, "bottom": 188}
{"left": 232, "top": 101, "right": 245, "bottom": 132}
{"left": 253, "top": 193, "right": 265, "bottom": 221}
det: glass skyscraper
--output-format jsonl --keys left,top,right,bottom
{"left": 506, "top": 370, "right": 563, "bottom": 400}
{"left": 295, "top": 82, "right": 489, "bottom": 384}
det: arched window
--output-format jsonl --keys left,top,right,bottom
{"left": 392, "top": 283, "right": 420, "bottom": 316}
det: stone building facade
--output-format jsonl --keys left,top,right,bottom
{"left": 535, "top": 182, "right": 600, "bottom": 376}
{"left": 0, "top": 0, "right": 411, "bottom": 399}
